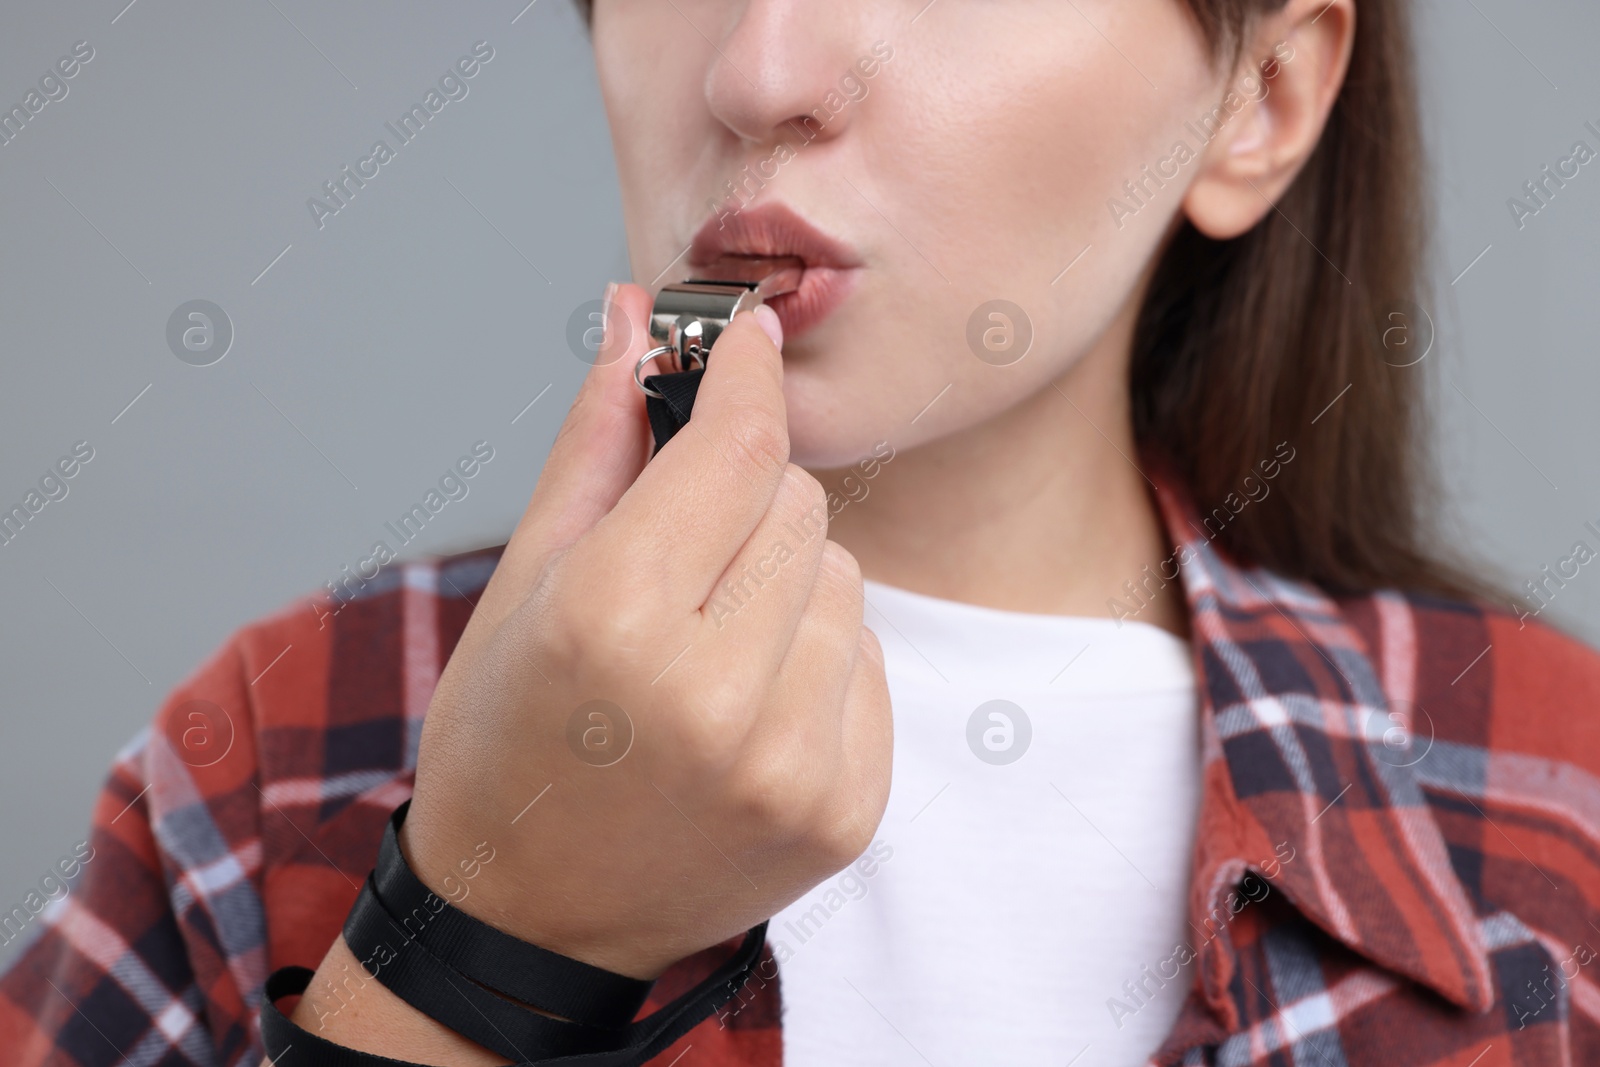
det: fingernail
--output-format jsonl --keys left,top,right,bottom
{"left": 753, "top": 304, "right": 784, "bottom": 350}
{"left": 601, "top": 281, "right": 619, "bottom": 316}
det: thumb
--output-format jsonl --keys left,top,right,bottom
{"left": 471, "top": 282, "right": 655, "bottom": 635}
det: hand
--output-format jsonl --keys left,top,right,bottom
{"left": 401, "top": 284, "right": 893, "bottom": 980}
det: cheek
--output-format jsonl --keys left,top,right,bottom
{"left": 788, "top": 9, "right": 1213, "bottom": 463}
{"left": 887, "top": 8, "right": 1211, "bottom": 323}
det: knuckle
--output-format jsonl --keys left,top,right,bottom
{"left": 786, "top": 463, "right": 829, "bottom": 506}
{"left": 721, "top": 402, "right": 790, "bottom": 476}
{"left": 813, "top": 542, "right": 865, "bottom": 611}
{"left": 531, "top": 577, "right": 588, "bottom": 663}
{"left": 855, "top": 625, "right": 885, "bottom": 670}
{"left": 776, "top": 465, "right": 830, "bottom": 531}
{"left": 728, "top": 744, "right": 809, "bottom": 836}
{"left": 817, "top": 799, "right": 882, "bottom": 869}
{"left": 818, "top": 540, "right": 862, "bottom": 588}
{"left": 670, "top": 674, "right": 756, "bottom": 767}
{"left": 575, "top": 591, "right": 655, "bottom": 658}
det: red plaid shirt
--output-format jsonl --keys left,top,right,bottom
{"left": 4, "top": 471, "right": 1600, "bottom": 1067}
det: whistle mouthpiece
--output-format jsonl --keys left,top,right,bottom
{"left": 684, "top": 255, "right": 804, "bottom": 300}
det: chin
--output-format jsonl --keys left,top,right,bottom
{"left": 782, "top": 392, "right": 888, "bottom": 472}
{"left": 785, "top": 414, "right": 871, "bottom": 473}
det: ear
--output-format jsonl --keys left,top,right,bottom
{"left": 1181, "top": 0, "right": 1356, "bottom": 240}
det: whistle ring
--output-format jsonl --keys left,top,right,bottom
{"left": 634, "top": 344, "right": 709, "bottom": 399}
{"left": 634, "top": 345, "right": 676, "bottom": 398}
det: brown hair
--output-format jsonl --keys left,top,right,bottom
{"left": 574, "top": 0, "right": 1490, "bottom": 603}
{"left": 1133, "top": 0, "right": 1488, "bottom": 601}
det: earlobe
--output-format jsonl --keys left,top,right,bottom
{"left": 1180, "top": 0, "right": 1355, "bottom": 241}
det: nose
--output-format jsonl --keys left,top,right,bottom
{"left": 704, "top": 1, "right": 863, "bottom": 148}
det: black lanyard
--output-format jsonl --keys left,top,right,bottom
{"left": 260, "top": 801, "right": 768, "bottom": 1066}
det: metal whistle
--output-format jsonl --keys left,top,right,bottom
{"left": 634, "top": 255, "right": 802, "bottom": 398}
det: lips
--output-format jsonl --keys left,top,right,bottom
{"left": 688, "top": 202, "right": 862, "bottom": 342}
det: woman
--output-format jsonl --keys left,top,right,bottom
{"left": 4, "top": 0, "right": 1597, "bottom": 1064}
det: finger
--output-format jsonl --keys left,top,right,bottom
{"left": 746, "top": 540, "right": 866, "bottom": 752}
{"left": 590, "top": 308, "right": 793, "bottom": 613}
{"left": 693, "top": 464, "right": 832, "bottom": 683}
{"left": 736, "top": 544, "right": 873, "bottom": 828}
{"left": 470, "top": 283, "right": 654, "bottom": 637}
{"left": 834, "top": 625, "right": 894, "bottom": 815}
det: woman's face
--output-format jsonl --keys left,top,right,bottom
{"left": 592, "top": 0, "right": 1229, "bottom": 469}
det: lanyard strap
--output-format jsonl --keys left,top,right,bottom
{"left": 259, "top": 800, "right": 769, "bottom": 1066}
{"left": 371, "top": 801, "right": 652, "bottom": 1029}
{"left": 643, "top": 368, "right": 704, "bottom": 454}
{"left": 341, "top": 874, "right": 606, "bottom": 1061}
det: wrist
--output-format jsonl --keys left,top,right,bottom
{"left": 399, "top": 796, "right": 672, "bottom": 981}
{"left": 265, "top": 801, "right": 766, "bottom": 1067}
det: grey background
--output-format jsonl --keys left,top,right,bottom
{"left": 0, "top": 0, "right": 1595, "bottom": 964}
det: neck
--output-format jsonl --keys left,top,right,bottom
{"left": 812, "top": 304, "right": 1189, "bottom": 640}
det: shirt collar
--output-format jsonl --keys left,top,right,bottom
{"left": 1147, "top": 462, "right": 1495, "bottom": 1024}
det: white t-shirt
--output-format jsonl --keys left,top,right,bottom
{"left": 771, "top": 578, "right": 1201, "bottom": 1067}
